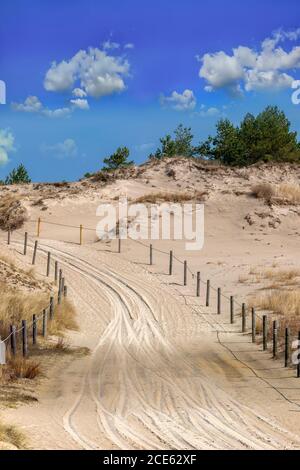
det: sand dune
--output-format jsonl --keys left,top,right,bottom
{"left": 1, "top": 159, "right": 300, "bottom": 449}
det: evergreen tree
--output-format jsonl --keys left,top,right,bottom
{"left": 5, "top": 164, "right": 31, "bottom": 184}
{"left": 102, "top": 147, "right": 133, "bottom": 171}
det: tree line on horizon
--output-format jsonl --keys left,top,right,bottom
{"left": 97, "top": 106, "right": 300, "bottom": 172}
{"left": 2, "top": 106, "right": 300, "bottom": 185}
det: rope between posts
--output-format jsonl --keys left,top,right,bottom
{"left": 4, "top": 223, "right": 288, "bottom": 328}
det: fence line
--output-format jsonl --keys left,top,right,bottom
{"left": 2, "top": 220, "right": 300, "bottom": 378}
{"left": 0, "top": 229, "right": 69, "bottom": 365}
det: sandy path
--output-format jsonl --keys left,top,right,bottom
{"left": 3, "top": 238, "right": 300, "bottom": 450}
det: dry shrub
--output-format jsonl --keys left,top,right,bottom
{"left": 251, "top": 183, "right": 274, "bottom": 201}
{"left": 0, "top": 195, "right": 28, "bottom": 231}
{"left": 91, "top": 171, "right": 112, "bottom": 183}
{"left": 135, "top": 190, "right": 206, "bottom": 204}
{"left": 52, "top": 337, "right": 70, "bottom": 351}
{"left": 7, "top": 357, "right": 41, "bottom": 380}
{"left": 0, "top": 421, "right": 25, "bottom": 449}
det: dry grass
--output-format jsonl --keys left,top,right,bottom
{"left": 263, "top": 268, "right": 300, "bottom": 283}
{"left": 245, "top": 267, "right": 300, "bottom": 288}
{"left": 49, "top": 300, "right": 78, "bottom": 336}
{"left": 0, "top": 421, "right": 25, "bottom": 449}
{"left": 0, "top": 282, "right": 77, "bottom": 341}
{"left": 251, "top": 290, "right": 300, "bottom": 318}
{"left": 252, "top": 182, "right": 300, "bottom": 205}
{"left": 0, "top": 286, "right": 48, "bottom": 339}
{"left": 0, "top": 195, "right": 28, "bottom": 231}
{"left": 275, "top": 184, "right": 300, "bottom": 205}
{"left": 134, "top": 190, "right": 207, "bottom": 204}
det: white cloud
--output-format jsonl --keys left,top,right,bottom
{"left": 11, "top": 95, "right": 43, "bottom": 113}
{"left": 41, "top": 139, "right": 78, "bottom": 158}
{"left": 0, "top": 129, "right": 15, "bottom": 166}
{"left": 72, "top": 87, "right": 87, "bottom": 98}
{"left": 160, "top": 89, "right": 196, "bottom": 111}
{"left": 199, "top": 28, "right": 300, "bottom": 94}
{"left": 197, "top": 105, "right": 221, "bottom": 117}
{"left": 124, "top": 43, "right": 134, "bottom": 49}
{"left": 12, "top": 94, "right": 89, "bottom": 117}
{"left": 44, "top": 47, "right": 130, "bottom": 98}
{"left": 43, "top": 107, "right": 72, "bottom": 118}
{"left": 70, "top": 98, "right": 89, "bottom": 110}
{"left": 102, "top": 40, "right": 120, "bottom": 50}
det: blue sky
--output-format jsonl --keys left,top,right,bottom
{"left": 0, "top": 0, "right": 300, "bottom": 181}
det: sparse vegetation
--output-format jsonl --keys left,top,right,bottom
{"left": 7, "top": 357, "right": 41, "bottom": 380}
{"left": 0, "top": 421, "right": 25, "bottom": 449}
{"left": 252, "top": 183, "right": 300, "bottom": 205}
{"left": 0, "top": 195, "right": 28, "bottom": 231}
{"left": 0, "top": 285, "right": 77, "bottom": 344}
{"left": 134, "top": 190, "right": 207, "bottom": 204}
{"left": 275, "top": 184, "right": 300, "bottom": 205}
{"left": 251, "top": 290, "right": 300, "bottom": 318}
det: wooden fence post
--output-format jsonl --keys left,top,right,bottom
{"left": 272, "top": 320, "right": 278, "bottom": 359}
{"left": 22, "top": 320, "right": 28, "bottom": 358}
{"left": 242, "top": 303, "right": 246, "bottom": 333}
{"left": 32, "top": 240, "right": 38, "bottom": 265}
{"left": 80, "top": 224, "right": 83, "bottom": 245}
{"left": 32, "top": 314, "right": 37, "bottom": 345}
{"left": 46, "top": 252, "right": 51, "bottom": 277}
{"left": 54, "top": 261, "right": 58, "bottom": 284}
{"left": 58, "top": 289, "right": 61, "bottom": 305}
{"left": 169, "top": 250, "right": 173, "bottom": 276}
{"left": 230, "top": 296, "right": 234, "bottom": 324}
{"left": 196, "top": 272, "right": 200, "bottom": 297}
{"left": 64, "top": 285, "right": 67, "bottom": 297}
{"left": 263, "top": 315, "right": 268, "bottom": 351}
{"left": 49, "top": 296, "right": 54, "bottom": 320}
{"left": 150, "top": 244, "right": 153, "bottom": 266}
{"left": 251, "top": 308, "right": 256, "bottom": 343}
{"left": 24, "top": 232, "right": 28, "bottom": 256}
{"left": 183, "top": 261, "right": 187, "bottom": 286}
{"left": 285, "top": 327, "right": 290, "bottom": 368}
{"left": 206, "top": 280, "right": 210, "bottom": 307}
{"left": 118, "top": 237, "right": 121, "bottom": 254}
{"left": 37, "top": 217, "right": 41, "bottom": 238}
{"left": 217, "top": 288, "right": 221, "bottom": 315}
{"left": 61, "top": 277, "right": 65, "bottom": 297}
{"left": 10, "top": 325, "right": 16, "bottom": 357}
{"left": 42, "top": 309, "right": 47, "bottom": 338}
{"left": 7, "top": 229, "right": 11, "bottom": 245}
